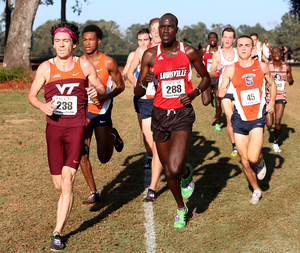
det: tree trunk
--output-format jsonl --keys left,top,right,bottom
{"left": 3, "top": 0, "right": 40, "bottom": 70}
{"left": 5, "top": 0, "right": 12, "bottom": 46}
{"left": 61, "top": 0, "right": 67, "bottom": 22}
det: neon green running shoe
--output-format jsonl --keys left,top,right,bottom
{"left": 174, "top": 204, "right": 188, "bottom": 228}
{"left": 215, "top": 124, "right": 221, "bottom": 132}
{"left": 181, "top": 163, "right": 194, "bottom": 199}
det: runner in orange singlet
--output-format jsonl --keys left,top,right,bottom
{"left": 218, "top": 35, "right": 276, "bottom": 205}
{"left": 79, "top": 25, "right": 125, "bottom": 206}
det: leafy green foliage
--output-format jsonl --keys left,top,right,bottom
{"left": 124, "top": 23, "right": 149, "bottom": 52}
{"left": 29, "top": 12, "right": 300, "bottom": 61}
{"left": 274, "top": 12, "right": 300, "bottom": 59}
{"left": 177, "top": 22, "right": 209, "bottom": 49}
{"left": 0, "top": 67, "right": 32, "bottom": 82}
{"left": 287, "top": 0, "right": 300, "bottom": 16}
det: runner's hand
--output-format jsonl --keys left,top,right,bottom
{"left": 144, "top": 71, "right": 155, "bottom": 84}
{"left": 40, "top": 100, "right": 56, "bottom": 116}
{"left": 217, "top": 88, "right": 226, "bottom": 100}
{"left": 179, "top": 93, "right": 192, "bottom": 105}
{"left": 86, "top": 87, "right": 98, "bottom": 99}
{"left": 266, "top": 101, "right": 274, "bottom": 114}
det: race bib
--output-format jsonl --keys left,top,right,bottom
{"left": 241, "top": 88, "right": 260, "bottom": 106}
{"left": 161, "top": 79, "right": 185, "bottom": 98}
{"left": 53, "top": 95, "right": 77, "bottom": 115}
{"left": 276, "top": 81, "right": 285, "bottom": 91}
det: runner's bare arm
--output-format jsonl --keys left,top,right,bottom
{"left": 98, "top": 55, "right": 125, "bottom": 103}
{"left": 28, "top": 61, "right": 57, "bottom": 116}
{"left": 261, "top": 62, "right": 276, "bottom": 114}
{"left": 261, "top": 45, "right": 269, "bottom": 64}
{"left": 217, "top": 64, "right": 234, "bottom": 100}
{"left": 127, "top": 47, "right": 144, "bottom": 86}
{"left": 122, "top": 51, "right": 134, "bottom": 80}
{"left": 210, "top": 51, "right": 221, "bottom": 78}
{"left": 134, "top": 48, "right": 155, "bottom": 98}
{"left": 286, "top": 64, "right": 294, "bottom": 85}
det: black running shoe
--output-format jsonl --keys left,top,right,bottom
{"left": 144, "top": 158, "right": 152, "bottom": 170}
{"left": 50, "top": 231, "right": 65, "bottom": 251}
{"left": 111, "top": 128, "right": 124, "bottom": 152}
{"left": 143, "top": 189, "right": 157, "bottom": 202}
{"left": 82, "top": 191, "right": 100, "bottom": 206}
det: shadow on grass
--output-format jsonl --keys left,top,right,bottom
{"left": 259, "top": 146, "right": 285, "bottom": 191}
{"left": 156, "top": 130, "right": 224, "bottom": 198}
{"left": 267, "top": 124, "right": 295, "bottom": 145}
{"left": 186, "top": 131, "right": 242, "bottom": 219}
{"left": 187, "top": 157, "right": 242, "bottom": 219}
{"left": 63, "top": 152, "right": 146, "bottom": 242}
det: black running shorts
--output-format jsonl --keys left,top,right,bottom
{"left": 151, "top": 105, "right": 195, "bottom": 143}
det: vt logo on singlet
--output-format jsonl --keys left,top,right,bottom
{"left": 56, "top": 83, "right": 80, "bottom": 94}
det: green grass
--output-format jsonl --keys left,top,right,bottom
{"left": 0, "top": 68, "right": 300, "bottom": 252}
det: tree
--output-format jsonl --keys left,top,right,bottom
{"left": 3, "top": 0, "right": 40, "bottom": 69}
{"left": 31, "top": 20, "right": 59, "bottom": 59}
{"left": 210, "top": 23, "right": 230, "bottom": 38}
{"left": 124, "top": 23, "right": 148, "bottom": 52}
{"left": 287, "top": 0, "right": 300, "bottom": 16}
{"left": 4, "top": 0, "right": 13, "bottom": 45}
{"left": 178, "top": 22, "right": 209, "bottom": 49}
{"left": 274, "top": 11, "right": 300, "bottom": 60}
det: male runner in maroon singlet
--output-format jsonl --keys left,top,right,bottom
{"left": 135, "top": 13, "right": 210, "bottom": 228}
{"left": 28, "top": 22, "right": 106, "bottom": 251}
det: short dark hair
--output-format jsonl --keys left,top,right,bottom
{"left": 208, "top": 32, "right": 218, "bottom": 39}
{"left": 51, "top": 22, "right": 80, "bottom": 45}
{"left": 250, "top": 33, "right": 258, "bottom": 39}
{"left": 222, "top": 27, "right": 236, "bottom": 38}
{"left": 237, "top": 35, "right": 254, "bottom": 46}
{"left": 137, "top": 28, "right": 150, "bottom": 37}
{"left": 82, "top": 25, "right": 103, "bottom": 40}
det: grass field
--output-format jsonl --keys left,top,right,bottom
{"left": 1, "top": 67, "right": 300, "bottom": 252}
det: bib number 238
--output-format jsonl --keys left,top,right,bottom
{"left": 52, "top": 95, "right": 77, "bottom": 115}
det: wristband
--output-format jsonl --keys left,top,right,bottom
{"left": 138, "top": 82, "right": 147, "bottom": 90}
{"left": 195, "top": 87, "right": 202, "bottom": 95}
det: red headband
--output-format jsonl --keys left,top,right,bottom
{"left": 53, "top": 27, "right": 76, "bottom": 39}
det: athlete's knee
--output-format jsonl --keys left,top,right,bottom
{"left": 274, "top": 118, "right": 282, "bottom": 128}
{"left": 202, "top": 97, "right": 210, "bottom": 106}
{"left": 266, "top": 121, "right": 273, "bottom": 128}
{"left": 248, "top": 155, "right": 260, "bottom": 166}
{"left": 97, "top": 151, "right": 111, "bottom": 164}
{"left": 61, "top": 176, "right": 75, "bottom": 193}
{"left": 168, "top": 163, "right": 183, "bottom": 177}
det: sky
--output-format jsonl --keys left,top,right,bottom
{"left": 29, "top": 0, "right": 290, "bottom": 32}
